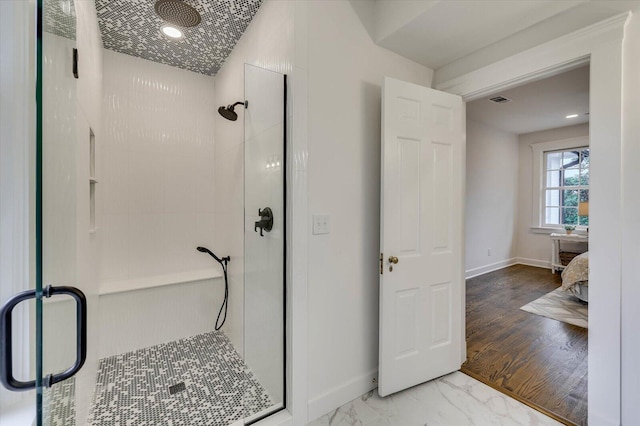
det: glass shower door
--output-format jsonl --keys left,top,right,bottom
{"left": 243, "top": 64, "right": 286, "bottom": 422}
{"left": 0, "top": 1, "right": 90, "bottom": 425}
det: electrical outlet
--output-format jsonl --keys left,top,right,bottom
{"left": 487, "top": 248, "right": 491, "bottom": 256}
{"left": 312, "top": 214, "right": 330, "bottom": 235}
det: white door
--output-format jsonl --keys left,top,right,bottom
{"left": 378, "top": 77, "right": 465, "bottom": 397}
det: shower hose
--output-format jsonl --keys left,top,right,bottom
{"left": 196, "top": 246, "right": 230, "bottom": 331}
{"left": 215, "top": 257, "right": 229, "bottom": 331}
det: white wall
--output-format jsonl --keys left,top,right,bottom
{"left": 97, "top": 278, "right": 222, "bottom": 358}
{"left": 0, "top": 0, "right": 35, "bottom": 413}
{"left": 465, "top": 119, "right": 519, "bottom": 277}
{"left": 305, "top": 1, "right": 433, "bottom": 419}
{"left": 69, "top": 0, "right": 104, "bottom": 423}
{"left": 515, "top": 123, "right": 589, "bottom": 266}
{"left": 620, "top": 6, "right": 640, "bottom": 424}
{"left": 213, "top": 0, "right": 296, "bottom": 358}
{"left": 100, "top": 50, "right": 217, "bottom": 288}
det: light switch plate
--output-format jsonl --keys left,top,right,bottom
{"left": 312, "top": 214, "right": 330, "bottom": 235}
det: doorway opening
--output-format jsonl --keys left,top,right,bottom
{"left": 463, "top": 64, "right": 590, "bottom": 425}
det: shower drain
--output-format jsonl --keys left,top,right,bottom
{"left": 169, "top": 382, "right": 186, "bottom": 395}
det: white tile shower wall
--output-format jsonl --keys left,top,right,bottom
{"left": 43, "top": 33, "right": 77, "bottom": 296}
{"left": 305, "top": 1, "right": 433, "bottom": 419}
{"left": 100, "top": 50, "right": 217, "bottom": 286}
{"left": 97, "top": 278, "right": 223, "bottom": 358}
{"left": 213, "top": 0, "right": 296, "bottom": 359}
{"left": 71, "top": 1, "right": 104, "bottom": 423}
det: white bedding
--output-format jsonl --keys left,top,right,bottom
{"left": 561, "top": 251, "right": 589, "bottom": 302}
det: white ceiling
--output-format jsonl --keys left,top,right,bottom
{"left": 466, "top": 65, "right": 589, "bottom": 135}
{"left": 349, "top": 1, "right": 637, "bottom": 82}
{"left": 375, "top": 0, "right": 582, "bottom": 69}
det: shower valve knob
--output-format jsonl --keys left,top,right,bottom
{"left": 254, "top": 207, "right": 274, "bottom": 237}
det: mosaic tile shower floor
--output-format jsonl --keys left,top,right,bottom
{"left": 43, "top": 377, "right": 75, "bottom": 425}
{"left": 88, "top": 331, "right": 273, "bottom": 426}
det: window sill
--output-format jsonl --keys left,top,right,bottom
{"left": 530, "top": 226, "right": 588, "bottom": 236}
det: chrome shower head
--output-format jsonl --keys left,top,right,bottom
{"left": 218, "top": 101, "right": 247, "bottom": 121}
{"left": 155, "top": 0, "right": 201, "bottom": 28}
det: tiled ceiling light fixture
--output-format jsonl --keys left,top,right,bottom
{"left": 161, "top": 24, "right": 183, "bottom": 39}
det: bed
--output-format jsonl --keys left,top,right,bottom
{"left": 561, "top": 251, "right": 589, "bottom": 302}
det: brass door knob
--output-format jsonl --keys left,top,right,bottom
{"left": 388, "top": 256, "right": 399, "bottom": 264}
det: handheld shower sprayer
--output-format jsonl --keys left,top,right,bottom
{"left": 196, "top": 246, "right": 230, "bottom": 265}
{"left": 196, "top": 246, "right": 230, "bottom": 330}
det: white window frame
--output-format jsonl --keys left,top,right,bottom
{"left": 530, "top": 136, "right": 589, "bottom": 233}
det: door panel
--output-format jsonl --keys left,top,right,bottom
{"left": 379, "top": 77, "right": 464, "bottom": 397}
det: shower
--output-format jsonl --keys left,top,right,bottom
{"left": 218, "top": 101, "right": 247, "bottom": 121}
{"left": 18, "top": 0, "right": 287, "bottom": 420}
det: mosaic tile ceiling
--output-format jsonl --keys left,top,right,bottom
{"left": 44, "top": 0, "right": 77, "bottom": 40}
{"left": 95, "top": 0, "right": 264, "bottom": 76}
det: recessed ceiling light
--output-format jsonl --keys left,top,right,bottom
{"left": 566, "top": 114, "right": 579, "bottom": 119}
{"left": 161, "top": 25, "right": 183, "bottom": 39}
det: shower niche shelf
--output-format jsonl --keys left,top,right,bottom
{"left": 89, "top": 128, "right": 98, "bottom": 234}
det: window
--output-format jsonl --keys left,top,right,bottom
{"left": 530, "top": 136, "right": 589, "bottom": 231}
{"left": 543, "top": 147, "right": 589, "bottom": 227}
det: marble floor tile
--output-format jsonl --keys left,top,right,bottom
{"left": 307, "top": 371, "right": 561, "bottom": 426}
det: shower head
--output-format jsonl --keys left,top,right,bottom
{"left": 155, "top": 0, "right": 201, "bottom": 28}
{"left": 218, "top": 101, "right": 247, "bottom": 121}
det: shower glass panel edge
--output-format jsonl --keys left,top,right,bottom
{"left": 243, "top": 64, "right": 286, "bottom": 424}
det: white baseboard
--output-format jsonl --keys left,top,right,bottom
{"left": 586, "top": 413, "right": 618, "bottom": 426}
{"left": 465, "top": 257, "right": 552, "bottom": 279}
{"left": 307, "top": 368, "right": 377, "bottom": 423}
{"left": 465, "top": 258, "right": 517, "bottom": 279}
{"left": 515, "top": 257, "right": 551, "bottom": 269}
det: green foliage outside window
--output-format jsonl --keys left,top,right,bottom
{"left": 561, "top": 172, "right": 589, "bottom": 226}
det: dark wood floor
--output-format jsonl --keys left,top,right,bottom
{"left": 462, "top": 264, "right": 588, "bottom": 426}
